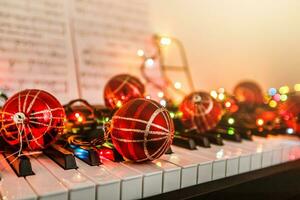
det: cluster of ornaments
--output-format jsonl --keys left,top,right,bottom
{"left": 1, "top": 75, "right": 299, "bottom": 163}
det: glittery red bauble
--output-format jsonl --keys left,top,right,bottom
{"left": 279, "top": 95, "right": 300, "bottom": 134}
{"left": 233, "top": 81, "right": 264, "bottom": 105}
{"left": 104, "top": 74, "right": 145, "bottom": 109}
{"left": 0, "top": 89, "right": 65, "bottom": 150}
{"left": 110, "top": 98, "right": 174, "bottom": 162}
{"left": 179, "top": 92, "right": 223, "bottom": 133}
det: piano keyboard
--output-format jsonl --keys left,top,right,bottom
{"left": 0, "top": 135, "right": 300, "bottom": 200}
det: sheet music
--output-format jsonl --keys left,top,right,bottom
{"left": 0, "top": 0, "right": 150, "bottom": 104}
{"left": 0, "top": 0, "right": 78, "bottom": 103}
{"left": 70, "top": 0, "right": 150, "bottom": 104}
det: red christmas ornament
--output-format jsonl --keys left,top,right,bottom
{"left": 279, "top": 95, "right": 300, "bottom": 134}
{"left": 179, "top": 91, "right": 223, "bottom": 133}
{"left": 104, "top": 74, "right": 145, "bottom": 109}
{"left": 110, "top": 98, "right": 174, "bottom": 162}
{"left": 233, "top": 81, "right": 264, "bottom": 106}
{"left": 0, "top": 89, "right": 65, "bottom": 150}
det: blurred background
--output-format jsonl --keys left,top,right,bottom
{"left": 0, "top": 0, "right": 299, "bottom": 104}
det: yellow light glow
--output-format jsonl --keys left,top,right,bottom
{"left": 210, "top": 90, "right": 218, "bottom": 99}
{"left": 156, "top": 161, "right": 162, "bottom": 167}
{"left": 256, "top": 118, "right": 264, "bottom": 126}
{"left": 157, "top": 91, "right": 164, "bottom": 98}
{"left": 75, "top": 113, "right": 80, "bottom": 118}
{"left": 279, "top": 86, "right": 289, "bottom": 94}
{"left": 280, "top": 94, "right": 288, "bottom": 101}
{"left": 116, "top": 100, "right": 122, "bottom": 108}
{"left": 294, "top": 84, "right": 300, "bottom": 92}
{"left": 228, "top": 118, "right": 235, "bottom": 125}
{"left": 218, "top": 93, "right": 225, "bottom": 101}
{"left": 269, "top": 100, "right": 277, "bottom": 108}
{"left": 174, "top": 81, "right": 182, "bottom": 89}
{"left": 145, "top": 58, "right": 154, "bottom": 68}
{"left": 137, "top": 49, "right": 144, "bottom": 57}
{"left": 160, "top": 37, "right": 172, "bottom": 46}
{"left": 225, "top": 101, "right": 231, "bottom": 108}
{"left": 77, "top": 116, "right": 83, "bottom": 123}
{"left": 170, "top": 112, "right": 175, "bottom": 118}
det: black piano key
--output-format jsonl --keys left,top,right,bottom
{"left": 3, "top": 151, "right": 34, "bottom": 177}
{"left": 203, "top": 132, "right": 224, "bottom": 145}
{"left": 192, "top": 134, "right": 211, "bottom": 148}
{"left": 181, "top": 131, "right": 211, "bottom": 148}
{"left": 221, "top": 132, "right": 242, "bottom": 142}
{"left": 68, "top": 145, "right": 101, "bottom": 166}
{"left": 213, "top": 128, "right": 242, "bottom": 142}
{"left": 43, "top": 144, "right": 77, "bottom": 170}
{"left": 239, "top": 129, "right": 253, "bottom": 140}
{"left": 165, "top": 147, "right": 173, "bottom": 154}
{"left": 251, "top": 129, "right": 268, "bottom": 137}
{"left": 172, "top": 135, "right": 197, "bottom": 150}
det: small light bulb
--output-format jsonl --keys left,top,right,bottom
{"left": 225, "top": 101, "right": 231, "bottom": 108}
{"left": 268, "top": 88, "right": 277, "bottom": 96}
{"left": 228, "top": 118, "right": 235, "bottom": 125}
{"left": 256, "top": 118, "right": 264, "bottom": 126}
{"left": 145, "top": 95, "right": 151, "bottom": 99}
{"left": 77, "top": 116, "right": 83, "bottom": 123}
{"left": 210, "top": 90, "right": 218, "bottom": 99}
{"left": 160, "top": 99, "right": 167, "bottom": 107}
{"left": 174, "top": 81, "right": 182, "bottom": 89}
{"left": 145, "top": 58, "right": 154, "bottom": 68}
{"left": 286, "top": 128, "right": 294, "bottom": 134}
{"left": 294, "top": 84, "right": 300, "bottom": 92}
{"left": 160, "top": 37, "right": 172, "bottom": 46}
{"left": 269, "top": 100, "right": 277, "bottom": 108}
{"left": 157, "top": 91, "right": 164, "bottom": 98}
{"left": 218, "top": 93, "right": 225, "bottom": 101}
{"left": 280, "top": 94, "right": 288, "bottom": 101}
{"left": 137, "top": 49, "right": 144, "bottom": 57}
{"left": 170, "top": 112, "right": 175, "bottom": 118}
{"left": 279, "top": 86, "right": 289, "bottom": 94}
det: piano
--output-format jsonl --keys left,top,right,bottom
{"left": 0, "top": 134, "right": 300, "bottom": 200}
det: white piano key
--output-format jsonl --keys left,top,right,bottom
{"left": 282, "top": 146, "right": 292, "bottom": 162}
{"left": 238, "top": 155, "right": 251, "bottom": 173}
{"left": 36, "top": 155, "right": 96, "bottom": 200}
{"left": 161, "top": 152, "right": 198, "bottom": 188}
{"left": 228, "top": 140, "right": 262, "bottom": 170}
{"left": 272, "top": 147, "right": 283, "bottom": 165}
{"left": 170, "top": 146, "right": 213, "bottom": 184}
{"left": 192, "top": 145, "right": 238, "bottom": 179}
{"left": 75, "top": 158, "right": 121, "bottom": 200}
{"left": 0, "top": 155, "right": 37, "bottom": 200}
{"left": 25, "top": 157, "right": 68, "bottom": 200}
{"left": 261, "top": 150, "right": 273, "bottom": 168}
{"left": 122, "top": 162, "right": 162, "bottom": 198}
{"left": 152, "top": 159, "right": 181, "bottom": 193}
{"left": 246, "top": 138, "right": 275, "bottom": 168}
{"left": 223, "top": 141, "right": 257, "bottom": 173}
{"left": 101, "top": 158, "right": 143, "bottom": 200}
{"left": 173, "top": 147, "right": 214, "bottom": 184}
